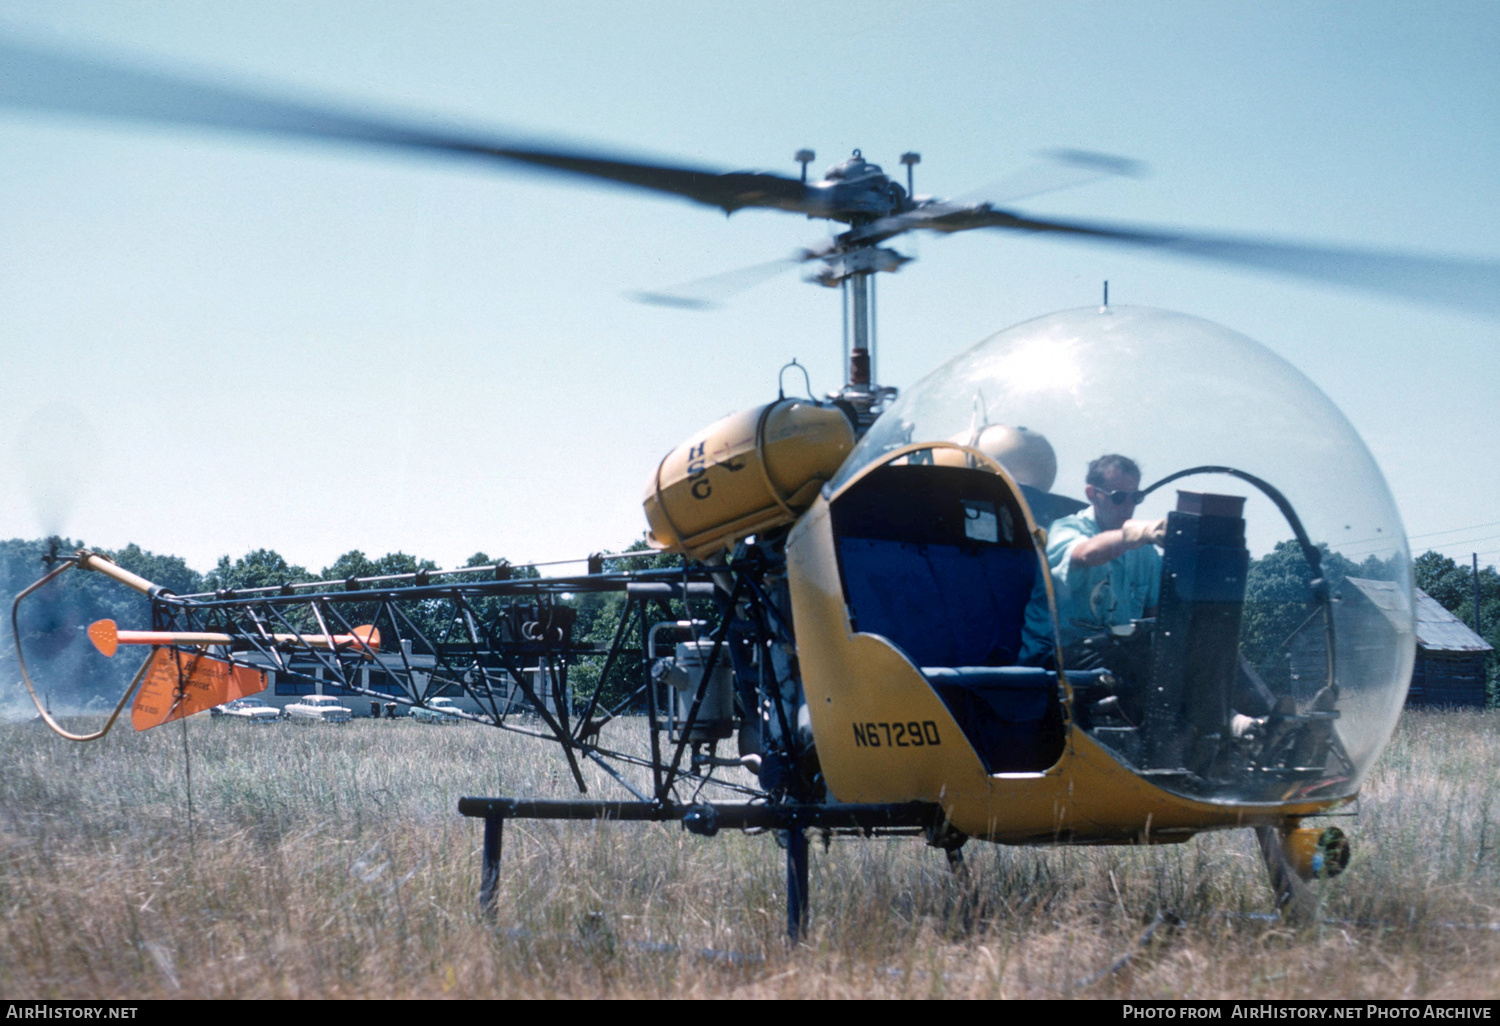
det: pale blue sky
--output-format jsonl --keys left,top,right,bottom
{"left": 0, "top": 1, "right": 1496, "bottom": 573}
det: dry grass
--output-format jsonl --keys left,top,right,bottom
{"left": 2, "top": 709, "right": 1499, "bottom": 999}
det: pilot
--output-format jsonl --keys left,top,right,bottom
{"left": 1021, "top": 454, "right": 1166, "bottom": 663}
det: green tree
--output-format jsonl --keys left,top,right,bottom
{"left": 110, "top": 543, "right": 203, "bottom": 596}
{"left": 1240, "top": 539, "right": 1368, "bottom": 691}
{"left": 1414, "top": 551, "right": 1500, "bottom": 624}
{"left": 204, "top": 549, "right": 309, "bottom": 592}
{"left": 570, "top": 536, "right": 697, "bottom": 710}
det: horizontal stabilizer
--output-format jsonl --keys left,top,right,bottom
{"left": 131, "top": 648, "right": 267, "bottom": 731}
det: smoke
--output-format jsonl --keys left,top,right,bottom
{"left": 0, "top": 635, "right": 37, "bottom": 723}
{"left": 1, "top": 544, "right": 132, "bottom": 723}
{"left": 0, "top": 622, "right": 125, "bottom": 722}
{"left": 5, "top": 404, "right": 108, "bottom": 722}
{"left": 16, "top": 401, "right": 99, "bottom": 537}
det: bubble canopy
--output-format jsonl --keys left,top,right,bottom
{"left": 832, "top": 306, "right": 1413, "bottom": 803}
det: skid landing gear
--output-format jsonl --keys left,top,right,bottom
{"left": 461, "top": 797, "right": 944, "bottom": 942}
{"left": 786, "top": 827, "right": 810, "bottom": 942}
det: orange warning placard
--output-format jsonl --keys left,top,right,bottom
{"left": 131, "top": 648, "right": 267, "bottom": 731}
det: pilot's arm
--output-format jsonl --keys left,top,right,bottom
{"left": 1068, "top": 518, "right": 1166, "bottom": 568}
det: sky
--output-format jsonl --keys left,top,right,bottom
{"left": 0, "top": 1, "right": 1496, "bottom": 577}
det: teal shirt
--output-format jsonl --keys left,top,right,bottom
{"left": 1021, "top": 510, "right": 1162, "bottom": 659}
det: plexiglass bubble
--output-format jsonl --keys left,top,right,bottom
{"left": 833, "top": 306, "right": 1413, "bottom": 804}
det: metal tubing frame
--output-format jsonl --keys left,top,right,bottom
{"left": 787, "top": 824, "right": 810, "bottom": 942}
{"left": 90, "top": 564, "right": 739, "bottom": 793}
{"left": 479, "top": 815, "right": 503, "bottom": 917}
{"left": 141, "top": 561, "right": 789, "bottom": 802}
{"left": 658, "top": 573, "right": 746, "bottom": 799}
{"left": 30, "top": 549, "right": 813, "bottom": 813}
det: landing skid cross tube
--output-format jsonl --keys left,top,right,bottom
{"left": 457, "top": 798, "right": 948, "bottom": 941}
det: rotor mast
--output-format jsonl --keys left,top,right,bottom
{"left": 799, "top": 148, "right": 914, "bottom": 435}
{"left": 823, "top": 245, "right": 904, "bottom": 433}
{"left": 841, "top": 270, "right": 877, "bottom": 388}
{"left": 831, "top": 262, "right": 898, "bottom": 434}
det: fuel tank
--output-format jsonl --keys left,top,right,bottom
{"left": 644, "top": 399, "right": 855, "bottom": 560}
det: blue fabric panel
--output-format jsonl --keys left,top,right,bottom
{"left": 924, "top": 546, "right": 999, "bottom": 664}
{"left": 839, "top": 536, "right": 1057, "bottom": 771}
{"left": 838, "top": 537, "right": 952, "bottom": 667}
{"left": 927, "top": 546, "right": 1036, "bottom": 666}
{"left": 838, "top": 538, "right": 1037, "bottom": 668}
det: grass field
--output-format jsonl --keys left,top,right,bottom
{"left": 2, "top": 709, "right": 1498, "bottom": 999}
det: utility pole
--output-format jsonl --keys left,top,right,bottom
{"left": 1474, "top": 553, "right": 1482, "bottom": 635}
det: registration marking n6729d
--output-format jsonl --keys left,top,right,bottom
{"left": 851, "top": 721, "right": 941, "bottom": 748}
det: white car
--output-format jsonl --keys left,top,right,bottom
{"left": 411, "top": 696, "right": 465, "bottom": 723}
{"left": 283, "top": 695, "right": 354, "bottom": 723}
{"left": 210, "top": 697, "right": 282, "bottom": 723}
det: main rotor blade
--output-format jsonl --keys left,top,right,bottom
{"left": 0, "top": 38, "right": 811, "bottom": 215}
{"left": 629, "top": 250, "right": 818, "bottom": 310}
{"left": 957, "top": 148, "right": 1147, "bottom": 206}
{"left": 877, "top": 205, "right": 1500, "bottom": 319}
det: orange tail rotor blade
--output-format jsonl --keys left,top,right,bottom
{"left": 290, "top": 630, "right": 380, "bottom": 651}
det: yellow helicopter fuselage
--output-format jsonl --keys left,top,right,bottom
{"left": 785, "top": 443, "right": 1347, "bottom": 845}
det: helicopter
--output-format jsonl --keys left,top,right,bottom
{"left": 3, "top": 34, "right": 1496, "bottom": 940}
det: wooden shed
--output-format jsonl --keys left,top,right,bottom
{"left": 1284, "top": 579, "right": 1491, "bottom": 709}
{"left": 1407, "top": 588, "right": 1492, "bottom": 708}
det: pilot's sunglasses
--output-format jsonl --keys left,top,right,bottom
{"left": 1096, "top": 488, "right": 1146, "bottom": 505}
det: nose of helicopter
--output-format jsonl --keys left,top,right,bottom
{"left": 821, "top": 305, "right": 1412, "bottom": 808}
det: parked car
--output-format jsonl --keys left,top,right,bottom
{"left": 210, "top": 697, "right": 281, "bottom": 723}
{"left": 283, "top": 695, "right": 353, "bottom": 723}
{"left": 411, "top": 697, "right": 465, "bottom": 724}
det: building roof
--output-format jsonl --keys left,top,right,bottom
{"left": 1340, "top": 577, "right": 1410, "bottom": 630}
{"left": 1340, "top": 578, "right": 1492, "bottom": 652}
{"left": 1288, "top": 578, "right": 1491, "bottom": 656}
{"left": 1413, "top": 588, "right": 1493, "bottom": 653}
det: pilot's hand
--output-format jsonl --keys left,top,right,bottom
{"left": 1121, "top": 518, "right": 1167, "bottom": 547}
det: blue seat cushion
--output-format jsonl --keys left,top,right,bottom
{"left": 921, "top": 666, "right": 1056, "bottom": 721}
